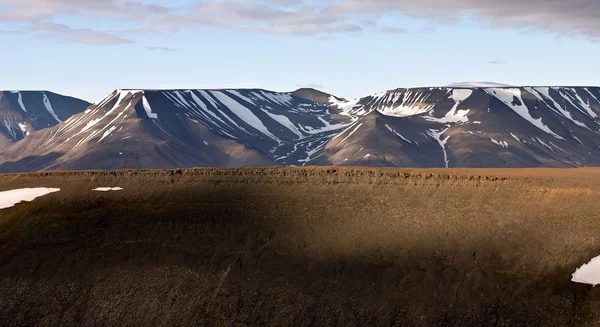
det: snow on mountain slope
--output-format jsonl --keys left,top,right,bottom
{"left": 306, "top": 86, "right": 600, "bottom": 168}
{"left": 0, "top": 89, "right": 352, "bottom": 171}
{"left": 2, "top": 85, "right": 600, "bottom": 171}
{"left": 0, "top": 91, "right": 90, "bottom": 151}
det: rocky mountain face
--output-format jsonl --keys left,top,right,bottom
{"left": 0, "top": 89, "right": 353, "bottom": 171}
{"left": 1, "top": 85, "right": 600, "bottom": 171}
{"left": 319, "top": 86, "right": 600, "bottom": 167}
{"left": 0, "top": 91, "right": 90, "bottom": 152}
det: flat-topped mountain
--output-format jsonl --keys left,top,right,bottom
{"left": 1, "top": 85, "right": 600, "bottom": 171}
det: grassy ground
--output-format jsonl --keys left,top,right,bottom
{"left": 1, "top": 167, "right": 600, "bottom": 326}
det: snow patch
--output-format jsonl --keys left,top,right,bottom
{"left": 376, "top": 90, "right": 434, "bottom": 117}
{"left": 210, "top": 91, "right": 278, "bottom": 140}
{"left": 572, "top": 255, "right": 600, "bottom": 286}
{"left": 428, "top": 129, "right": 450, "bottom": 168}
{"left": 17, "top": 122, "right": 29, "bottom": 136}
{"left": 0, "top": 188, "right": 60, "bottom": 209}
{"left": 17, "top": 92, "right": 27, "bottom": 112}
{"left": 385, "top": 124, "right": 412, "bottom": 143}
{"left": 486, "top": 88, "right": 563, "bottom": 139}
{"left": 336, "top": 123, "right": 363, "bottom": 145}
{"left": 262, "top": 110, "right": 303, "bottom": 138}
{"left": 98, "top": 125, "right": 117, "bottom": 142}
{"left": 491, "top": 138, "right": 509, "bottom": 148}
{"left": 92, "top": 187, "right": 124, "bottom": 192}
{"left": 510, "top": 133, "right": 521, "bottom": 143}
{"left": 142, "top": 95, "right": 158, "bottom": 119}
{"left": 329, "top": 96, "right": 361, "bottom": 116}
{"left": 43, "top": 93, "right": 62, "bottom": 123}
{"left": 527, "top": 87, "right": 589, "bottom": 129}
{"left": 425, "top": 89, "right": 472, "bottom": 124}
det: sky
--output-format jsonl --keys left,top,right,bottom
{"left": 0, "top": 0, "right": 599, "bottom": 102}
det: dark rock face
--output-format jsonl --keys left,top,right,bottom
{"left": 2, "top": 86, "right": 600, "bottom": 171}
{"left": 0, "top": 91, "right": 90, "bottom": 152}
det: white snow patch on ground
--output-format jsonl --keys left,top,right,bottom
{"left": 528, "top": 87, "right": 589, "bottom": 129}
{"left": 174, "top": 91, "right": 193, "bottom": 108}
{"left": 329, "top": 96, "right": 361, "bottom": 116}
{"left": 572, "top": 255, "right": 600, "bottom": 286}
{"left": 262, "top": 110, "right": 303, "bottom": 138}
{"left": 227, "top": 90, "right": 256, "bottom": 105}
{"left": 510, "top": 133, "right": 521, "bottom": 143}
{"left": 92, "top": 187, "right": 124, "bottom": 192}
{"left": 17, "top": 92, "right": 27, "bottom": 112}
{"left": 536, "top": 137, "right": 553, "bottom": 151}
{"left": 385, "top": 124, "right": 412, "bottom": 143}
{"left": 571, "top": 90, "right": 598, "bottom": 118}
{"left": 428, "top": 129, "right": 450, "bottom": 168}
{"left": 486, "top": 88, "right": 563, "bottom": 139}
{"left": 376, "top": 90, "right": 434, "bottom": 117}
{"left": 336, "top": 123, "right": 363, "bottom": 146}
{"left": 300, "top": 117, "right": 348, "bottom": 135}
{"left": 585, "top": 88, "right": 600, "bottom": 106}
{"left": 259, "top": 91, "right": 293, "bottom": 106}
{"left": 17, "top": 122, "right": 28, "bottom": 136}
{"left": 491, "top": 138, "right": 509, "bottom": 148}
{"left": 98, "top": 126, "right": 117, "bottom": 142}
{"left": 142, "top": 95, "right": 158, "bottom": 119}
{"left": 211, "top": 91, "right": 278, "bottom": 140}
{"left": 425, "top": 89, "right": 472, "bottom": 124}
{"left": 43, "top": 93, "right": 62, "bottom": 123}
{"left": 0, "top": 188, "right": 60, "bottom": 209}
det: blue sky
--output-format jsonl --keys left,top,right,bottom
{"left": 0, "top": 0, "right": 599, "bottom": 102}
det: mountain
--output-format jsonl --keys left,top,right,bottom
{"left": 0, "top": 89, "right": 353, "bottom": 171}
{"left": 1, "top": 85, "right": 600, "bottom": 171}
{"left": 0, "top": 91, "right": 90, "bottom": 151}
{"left": 316, "top": 86, "right": 600, "bottom": 167}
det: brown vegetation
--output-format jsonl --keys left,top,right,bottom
{"left": 1, "top": 167, "right": 600, "bottom": 326}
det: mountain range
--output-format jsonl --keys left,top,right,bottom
{"left": 1, "top": 84, "right": 600, "bottom": 172}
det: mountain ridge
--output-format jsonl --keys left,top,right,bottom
{"left": 1, "top": 84, "right": 600, "bottom": 171}
{"left": 0, "top": 91, "right": 90, "bottom": 152}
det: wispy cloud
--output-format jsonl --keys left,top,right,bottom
{"left": 146, "top": 46, "right": 178, "bottom": 52}
{"left": 30, "top": 22, "right": 134, "bottom": 45}
{"left": 296, "top": 84, "right": 325, "bottom": 89}
{"left": 1, "top": 0, "right": 600, "bottom": 43}
{"left": 489, "top": 60, "right": 508, "bottom": 65}
{"left": 379, "top": 26, "right": 408, "bottom": 34}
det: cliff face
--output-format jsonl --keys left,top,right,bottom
{"left": 1, "top": 167, "right": 600, "bottom": 326}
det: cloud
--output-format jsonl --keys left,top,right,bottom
{"left": 296, "top": 84, "right": 325, "bottom": 89}
{"left": 331, "top": 0, "right": 600, "bottom": 40}
{"left": 380, "top": 26, "right": 408, "bottom": 34}
{"left": 0, "top": 0, "right": 170, "bottom": 21}
{"left": 30, "top": 22, "right": 134, "bottom": 45}
{"left": 489, "top": 60, "right": 508, "bottom": 65}
{"left": 146, "top": 46, "right": 178, "bottom": 52}
{"left": 1, "top": 0, "right": 600, "bottom": 41}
